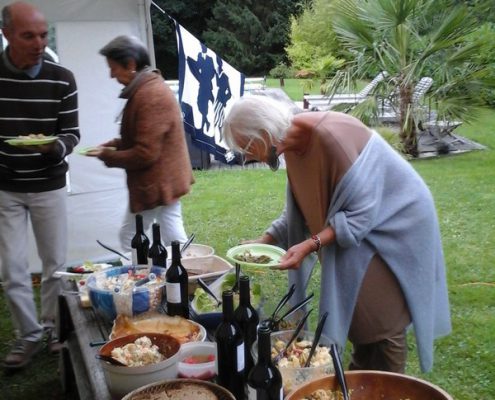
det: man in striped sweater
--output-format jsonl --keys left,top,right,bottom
{"left": 0, "top": 1, "right": 80, "bottom": 370}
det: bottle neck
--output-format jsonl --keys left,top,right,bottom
{"left": 135, "top": 214, "right": 144, "bottom": 233}
{"left": 152, "top": 223, "right": 161, "bottom": 245}
{"left": 222, "top": 290, "right": 235, "bottom": 321}
{"left": 239, "top": 276, "right": 251, "bottom": 306}
{"left": 171, "top": 240, "right": 181, "bottom": 264}
{"left": 257, "top": 328, "right": 272, "bottom": 363}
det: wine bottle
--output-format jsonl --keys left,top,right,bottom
{"left": 234, "top": 275, "right": 259, "bottom": 379}
{"left": 165, "top": 240, "right": 189, "bottom": 318}
{"left": 148, "top": 222, "right": 167, "bottom": 268}
{"left": 215, "top": 290, "right": 246, "bottom": 399}
{"left": 247, "top": 325, "right": 283, "bottom": 400}
{"left": 131, "top": 214, "right": 149, "bottom": 267}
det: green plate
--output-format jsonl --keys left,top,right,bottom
{"left": 5, "top": 136, "right": 57, "bottom": 146}
{"left": 226, "top": 243, "right": 286, "bottom": 268}
{"left": 77, "top": 146, "right": 116, "bottom": 156}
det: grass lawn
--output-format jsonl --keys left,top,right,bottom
{"left": 1, "top": 81, "right": 493, "bottom": 399}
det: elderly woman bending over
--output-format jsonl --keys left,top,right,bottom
{"left": 222, "top": 95, "right": 451, "bottom": 373}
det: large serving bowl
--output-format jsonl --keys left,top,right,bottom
{"left": 285, "top": 370, "right": 453, "bottom": 400}
{"left": 251, "top": 329, "right": 334, "bottom": 395}
{"left": 86, "top": 265, "right": 167, "bottom": 322}
{"left": 98, "top": 332, "right": 181, "bottom": 399}
{"left": 122, "top": 378, "right": 235, "bottom": 400}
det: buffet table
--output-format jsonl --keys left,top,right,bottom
{"left": 58, "top": 278, "right": 113, "bottom": 400}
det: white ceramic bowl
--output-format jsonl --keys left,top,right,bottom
{"left": 99, "top": 332, "right": 181, "bottom": 399}
{"left": 251, "top": 329, "right": 334, "bottom": 395}
{"left": 166, "top": 243, "right": 215, "bottom": 259}
{"left": 177, "top": 341, "right": 217, "bottom": 380}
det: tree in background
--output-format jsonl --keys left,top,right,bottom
{"left": 203, "top": 0, "right": 305, "bottom": 76}
{"left": 326, "top": 0, "right": 494, "bottom": 157}
{"left": 151, "top": 0, "right": 215, "bottom": 79}
{"left": 286, "top": 0, "right": 346, "bottom": 75}
{"left": 151, "top": 0, "right": 305, "bottom": 78}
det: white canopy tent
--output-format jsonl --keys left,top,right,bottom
{"left": 0, "top": 0, "right": 155, "bottom": 270}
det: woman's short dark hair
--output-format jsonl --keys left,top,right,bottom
{"left": 99, "top": 35, "right": 150, "bottom": 71}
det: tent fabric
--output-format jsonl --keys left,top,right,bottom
{"left": 0, "top": 0, "right": 154, "bottom": 270}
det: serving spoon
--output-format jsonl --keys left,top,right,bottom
{"left": 270, "top": 284, "right": 296, "bottom": 322}
{"left": 330, "top": 343, "right": 350, "bottom": 400}
{"left": 273, "top": 292, "right": 314, "bottom": 330}
{"left": 304, "top": 311, "right": 328, "bottom": 367}
{"left": 231, "top": 263, "right": 241, "bottom": 293}
{"left": 96, "top": 239, "right": 130, "bottom": 261}
{"left": 96, "top": 354, "right": 126, "bottom": 366}
{"left": 180, "top": 233, "right": 195, "bottom": 254}
{"left": 197, "top": 277, "right": 222, "bottom": 307}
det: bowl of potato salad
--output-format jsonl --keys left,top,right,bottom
{"left": 251, "top": 329, "right": 334, "bottom": 396}
{"left": 98, "top": 332, "right": 181, "bottom": 399}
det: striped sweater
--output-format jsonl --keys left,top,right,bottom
{"left": 0, "top": 50, "right": 80, "bottom": 192}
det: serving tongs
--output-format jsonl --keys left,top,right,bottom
{"left": 181, "top": 233, "right": 195, "bottom": 254}
{"left": 96, "top": 239, "right": 130, "bottom": 261}
{"left": 273, "top": 308, "right": 313, "bottom": 365}
{"left": 330, "top": 343, "right": 350, "bottom": 400}
{"left": 272, "top": 292, "right": 314, "bottom": 330}
{"left": 271, "top": 284, "right": 296, "bottom": 320}
{"left": 231, "top": 263, "right": 241, "bottom": 293}
{"left": 197, "top": 277, "right": 222, "bottom": 307}
{"left": 304, "top": 311, "right": 328, "bottom": 367}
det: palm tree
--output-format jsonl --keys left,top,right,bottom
{"left": 327, "top": 0, "right": 493, "bottom": 157}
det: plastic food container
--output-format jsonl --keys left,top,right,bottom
{"left": 251, "top": 329, "right": 334, "bottom": 395}
{"left": 177, "top": 341, "right": 217, "bottom": 380}
{"left": 86, "top": 265, "right": 167, "bottom": 322}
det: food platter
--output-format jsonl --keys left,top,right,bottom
{"left": 226, "top": 243, "right": 286, "bottom": 268}
{"left": 77, "top": 146, "right": 116, "bottom": 156}
{"left": 110, "top": 312, "right": 207, "bottom": 343}
{"left": 5, "top": 136, "right": 57, "bottom": 146}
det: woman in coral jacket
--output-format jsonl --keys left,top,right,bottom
{"left": 93, "top": 35, "right": 194, "bottom": 249}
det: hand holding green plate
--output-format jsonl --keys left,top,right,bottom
{"left": 226, "top": 243, "right": 286, "bottom": 268}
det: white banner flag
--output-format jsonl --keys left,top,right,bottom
{"left": 175, "top": 23, "right": 244, "bottom": 164}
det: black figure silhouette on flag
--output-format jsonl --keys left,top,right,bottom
{"left": 175, "top": 22, "right": 244, "bottom": 163}
{"left": 214, "top": 55, "right": 232, "bottom": 141}
{"left": 187, "top": 43, "right": 215, "bottom": 132}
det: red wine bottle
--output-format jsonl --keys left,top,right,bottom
{"left": 148, "top": 222, "right": 167, "bottom": 268}
{"left": 247, "top": 325, "right": 283, "bottom": 400}
{"left": 235, "top": 275, "right": 259, "bottom": 378}
{"left": 131, "top": 214, "right": 149, "bottom": 267}
{"left": 165, "top": 240, "right": 189, "bottom": 318}
{"left": 215, "top": 290, "right": 246, "bottom": 399}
